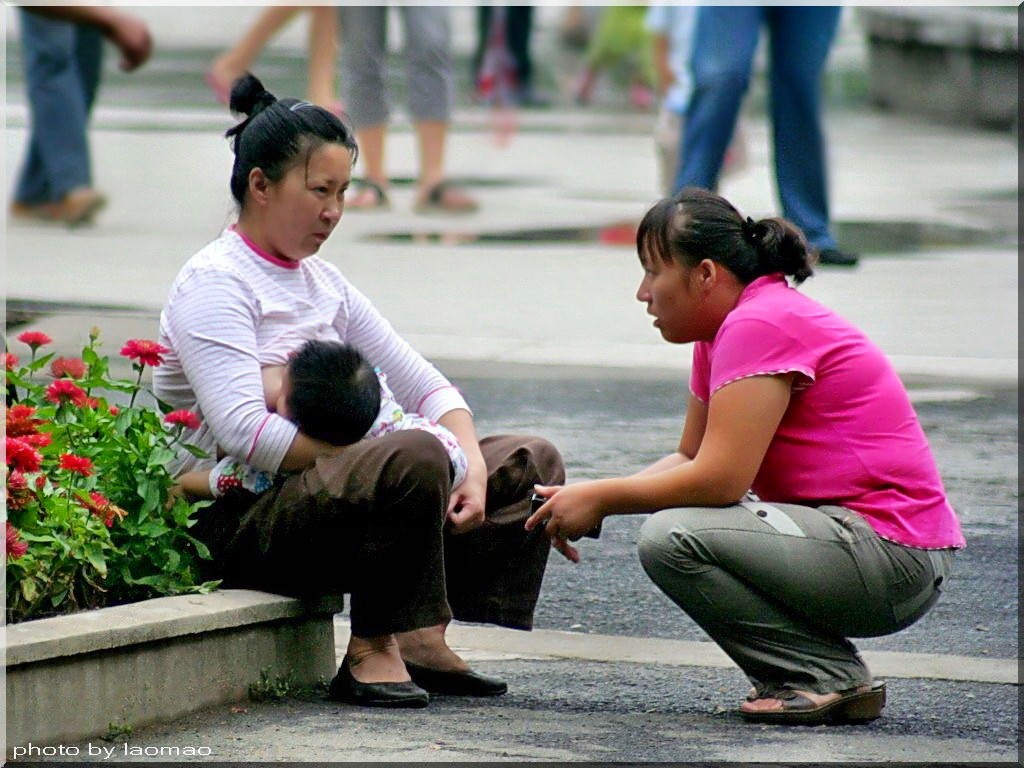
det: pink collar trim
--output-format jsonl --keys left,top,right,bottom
{"left": 230, "top": 225, "right": 301, "bottom": 270}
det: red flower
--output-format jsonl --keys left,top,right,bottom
{"left": 85, "top": 397, "right": 101, "bottom": 409}
{"left": 6, "top": 469, "right": 33, "bottom": 511}
{"left": 4, "top": 353, "right": 19, "bottom": 371}
{"left": 6, "top": 404, "right": 42, "bottom": 437}
{"left": 120, "top": 339, "right": 170, "bottom": 368}
{"left": 16, "top": 330, "right": 52, "bottom": 351}
{"left": 20, "top": 432, "right": 52, "bottom": 448}
{"left": 45, "top": 379, "right": 88, "bottom": 407}
{"left": 6, "top": 522, "right": 28, "bottom": 560}
{"left": 164, "top": 409, "right": 201, "bottom": 430}
{"left": 108, "top": 405, "right": 120, "bottom": 416}
{"left": 6, "top": 437, "right": 43, "bottom": 473}
{"left": 79, "top": 491, "right": 125, "bottom": 528}
{"left": 59, "top": 453, "right": 94, "bottom": 476}
{"left": 50, "top": 356, "right": 88, "bottom": 379}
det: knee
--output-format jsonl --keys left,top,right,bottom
{"left": 382, "top": 430, "right": 452, "bottom": 496}
{"left": 522, "top": 436, "right": 566, "bottom": 486}
{"left": 692, "top": 64, "right": 750, "bottom": 97}
{"left": 637, "top": 509, "right": 706, "bottom": 580}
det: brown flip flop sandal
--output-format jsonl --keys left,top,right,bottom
{"left": 347, "top": 180, "right": 391, "bottom": 211}
{"left": 740, "top": 681, "right": 886, "bottom": 726}
{"left": 414, "top": 180, "right": 478, "bottom": 215}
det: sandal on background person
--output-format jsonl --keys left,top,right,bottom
{"left": 414, "top": 180, "right": 478, "bottom": 215}
{"left": 346, "top": 179, "right": 391, "bottom": 211}
{"left": 739, "top": 682, "right": 886, "bottom": 726}
{"left": 10, "top": 187, "right": 107, "bottom": 228}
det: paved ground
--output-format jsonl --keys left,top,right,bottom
{"left": 4, "top": 8, "right": 1019, "bottom": 764}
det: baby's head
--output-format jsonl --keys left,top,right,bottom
{"left": 280, "top": 340, "right": 381, "bottom": 446}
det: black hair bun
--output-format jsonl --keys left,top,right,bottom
{"left": 228, "top": 73, "right": 277, "bottom": 118}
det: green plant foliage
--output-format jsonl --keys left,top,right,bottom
{"left": 4, "top": 328, "right": 218, "bottom": 623}
{"left": 247, "top": 667, "right": 300, "bottom": 702}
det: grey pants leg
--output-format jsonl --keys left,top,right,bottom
{"left": 638, "top": 501, "right": 952, "bottom": 695}
{"left": 338, "top": 6, "right": 389, "bottom": 127}
{"left": 399, "top": 6, "right": 453, "bottom": 123}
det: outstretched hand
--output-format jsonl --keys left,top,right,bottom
{"left": 525, "top": 483, "right": 607, "bottom": 563}
{"left": 106, "top": 11, "right": 153, "bottom": 71}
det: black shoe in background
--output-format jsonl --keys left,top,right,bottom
{"left": 817, "top": 248, "right": 860, "bottom": 267}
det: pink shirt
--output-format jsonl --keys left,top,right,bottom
{"left": 690, "top": 274, "right": 964, "bottom": 550}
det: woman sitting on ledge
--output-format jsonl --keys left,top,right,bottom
{"left": 154, "top": 74, "right": 564, "bottom": 709}
{"left": 528, "top": 188, "right": 964, "bottom": 726}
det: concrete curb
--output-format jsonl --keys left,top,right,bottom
{"left": 5, "top": 591, "right": 342, "bottom": 750}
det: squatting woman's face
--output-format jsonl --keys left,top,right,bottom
{"left": 261, "top": 143, "right": 352, "bottom": 262}
{"left": 636, "top": 248, "right": 704, "bottom": 345}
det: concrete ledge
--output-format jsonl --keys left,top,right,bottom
{"left": 6, "top": 590, "right": 343, "bottom": 750}
{"left": 859, "top": 8, "right": 1018, "bottom": 129}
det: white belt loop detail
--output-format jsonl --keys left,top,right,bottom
{"left": 741, "top": 501, "right": 807, "bottom": 538}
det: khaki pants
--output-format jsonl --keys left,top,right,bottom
{"left": 638, "top": 501, "right": 954, "bottom": 695}
{"left": 193, "top": 431, "right": 565, "bottom": 638}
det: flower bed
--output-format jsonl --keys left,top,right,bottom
{"left": 5, "top": 328, "right": 215, "bottom": 623}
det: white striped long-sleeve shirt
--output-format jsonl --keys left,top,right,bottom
{"left": 154, "top": 229, "right": 470, "bottom": 477}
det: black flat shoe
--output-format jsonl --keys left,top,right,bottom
{"left": 328, "top": 656, "right": 429, "bottom": 708}
{"left": 403, "top": 660, "right": 508, "bottom": 697}
{"left": 817, "top": 248, "right": 860, "bottom": 267}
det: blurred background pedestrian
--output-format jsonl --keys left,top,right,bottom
{"left": 339, "top": 6, "right": 477, "bottom": 214}
{"left": 674, "top": 6, "right": 858, "bottom": 266}
{"left": 10, "top": 4, "right": 152, "bottom": 227}
{"left": 205, "top": 6, "right": 341, "bottom": 114}
{"left": 573, "top": 5, "right": 655, "bottom": 111}
{"left": 472, "top": 6, "right": 547, "bottom": 109}
{"left": 647, "top": 4, "right": 745, "bottom": 196}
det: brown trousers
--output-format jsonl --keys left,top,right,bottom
{"left": 192, "top": 431, "right": 565, "bottom": 637}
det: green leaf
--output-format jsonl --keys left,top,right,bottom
{"left": 19, "top": 578, "right": 39, "bottom": 603}
{"left": 84, "top": 548, "right": 108, "bottom": 578}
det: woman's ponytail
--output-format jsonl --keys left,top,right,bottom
{"left": 745, "top": 217, "right": 814, "bottom": 285}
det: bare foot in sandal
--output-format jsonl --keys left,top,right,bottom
{"left": 414, "top": 180, "right": 478, "bottom": 214}
{"left": 740, "top": 682, "right": 885, "bottom": 725}
{"left": 347, "top": 179, "right": 391, "bottom": 211}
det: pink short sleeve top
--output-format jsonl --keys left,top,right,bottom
{"left": 690, "top": 274, "right": 964, "bottom": 550}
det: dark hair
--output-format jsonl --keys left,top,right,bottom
{"left": 285, "top": 340, "right": 381, "bottom": 446}
{"left": 636, "top": 188, "right": 814, "bottom": 285}
{"left": 224, "top": 73, "right": 359, "bottom": 208}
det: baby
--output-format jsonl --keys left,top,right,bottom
{"left": 177, "top": 339, "right": 467, "bottom": 498}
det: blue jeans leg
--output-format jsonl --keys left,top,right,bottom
{"left": 16, "top": 11, "right": 102, "bottom": 204}
{"left": 767, "top": 7, "right": 841, "bottom": 250}
{"left": 674, "top": 7, "right": 763, "bottom": 193}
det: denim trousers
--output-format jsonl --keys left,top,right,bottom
{"left": 674, "top": 6, "right": 842, "bottom": 250}
{"left": 193, "top": 431, "right": 565, "bottom": 638}
{"left": 15, "top": 10, "right": 103, "bottom": 205}
{"left": 638, "top": 501, "right": 953, "bottom": 695}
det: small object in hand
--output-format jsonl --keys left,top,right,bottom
{"left": 529, "top": 493, "right": 602, "bottom": 540}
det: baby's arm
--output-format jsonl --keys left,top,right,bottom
{"left": 175, "top": 469, "right": 216, "bottom": 499}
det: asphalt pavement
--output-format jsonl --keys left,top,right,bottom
{"left": 4, "top": 9, "right": 1019, "bottom": 764}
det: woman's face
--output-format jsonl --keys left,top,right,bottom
{"left": 635, "top": 248, "right": 705, "bottom": 344}
{"left": 260, "top": 142, "right": 353, "bottom": 262}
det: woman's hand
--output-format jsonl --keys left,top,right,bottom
{"left": 446, "top": 465, "right": 487, "bottom": 534}
{"left": 525, "top": 482, "right": 609, "bottom": 563}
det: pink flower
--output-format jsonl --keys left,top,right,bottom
{"left": 50, "top": 356, "right": 88, "bottom": 380}
{"left": 16, "top": 331, "right": 52, "bottom": 351}
{"left": 59, "top": 453, "right": 94, "bottom": 476}
{"left": 6, "top": 437, "right": 43, "bottom": 473}
{"left": 4, "top": 353, "right": 19, "bottom": 371}
{"left": 6, "top": 522, "right": 28, "bottom": 560}
{"left": 45, "top": 379, "right": 88, "bottom": 408}
{"left": 120, "top": 339, "right": 170, "bottom": 368}
{"left": 164, "top": 409, "right": 201, "bottom": 431}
